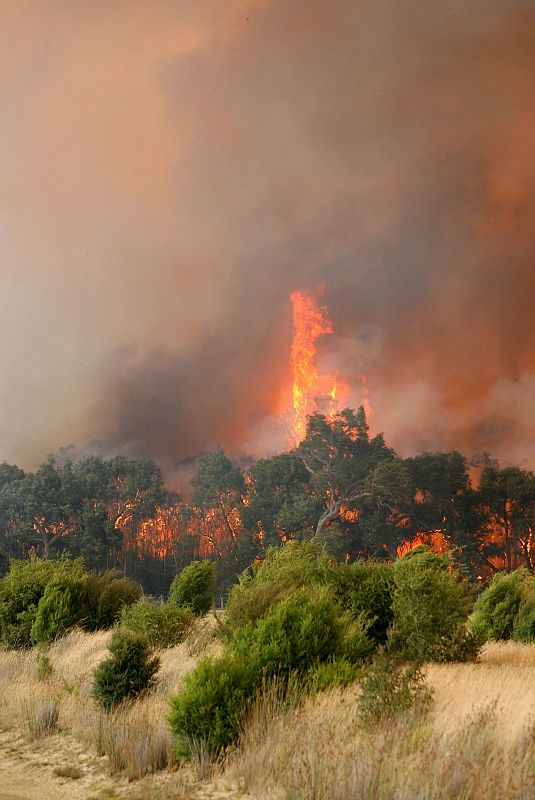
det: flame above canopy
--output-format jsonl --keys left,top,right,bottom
{"left": 290, "top": 288, "right": 351, "bottom": 443}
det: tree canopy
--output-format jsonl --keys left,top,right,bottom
{"left": 1, "top": 406, "right": 534, "bottom": 594}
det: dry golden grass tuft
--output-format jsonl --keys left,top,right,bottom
{"left": 2, "top": 630, "right": 535, "bottom": 799}
{"left": 93, "top": 698, "right": 175, "bottom": 780}
{"left": 0, "top": 618, "right": 222, "bottom": 793}
{"left": 226, "top": 643, "right": 535, "bottom": 800}
{"left": 53, "top": 765, "right": 84, "bottom": 779}
{"left": 23, "top": 690, "right": 61, "bottom": 738}
{"left": 426, "top": 640, "right": 535, "bottom": 741}
{"left": 230, "top": 683, "right": 535, "bottom": 799}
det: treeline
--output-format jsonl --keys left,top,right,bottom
{"left": 1, "top": 407, "right": 535, "bottom": 593}
{"left": 0, "top": 455, "right": 170, "bottom": 587}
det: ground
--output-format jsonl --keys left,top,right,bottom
{"left": 1, "top": 633, "right": 535, "bottom": 800}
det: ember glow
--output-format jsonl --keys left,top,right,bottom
{"left": 396, "top": 530, "right": 450, "bottom": 559}
{"left": 120, "top": 505, "right": 212, "bottom": 561}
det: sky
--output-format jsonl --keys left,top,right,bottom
{"left": 1, "top": 0, "right": 535, "bottom": 479}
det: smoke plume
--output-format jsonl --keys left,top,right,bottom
{"left": 1, "top": 0, "right": 535, "bottom": 478}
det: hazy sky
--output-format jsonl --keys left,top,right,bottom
{"left": 1, "top": 0, "right": 534, "bottom": 478}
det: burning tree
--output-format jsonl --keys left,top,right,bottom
{"left": 190, "top": 450, "right": 246, "bottom": 558}
{"left": 290, "top": 288, "right": 351, "bottom": 444}
{"left": 243, "top": 451, "right": 322, "bottom": 547}
{"left": 296, "top": 407, "right": 413, "bottom": 555}
{"left": 476, "top": 466, "right": 535, "bottom": 574}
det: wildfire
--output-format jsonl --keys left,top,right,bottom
{"left": 123, "top": 288, "right": 365, "bottom": 559}
{"left": 396, "top": 530, "right": 450, "bottom": 558}
{"left": 290, "top": 288, "right": 351, "bottom": 442}
{"left": 120, "top": 503, "right": 219, "bottom": 560}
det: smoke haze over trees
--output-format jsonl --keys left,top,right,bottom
{"left": 1, "top": 1, "right": 535, "bottom": 476}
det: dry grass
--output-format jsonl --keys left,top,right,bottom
{"left": 23, "top": 689, "right": 61, "bottom": 738}
{"left": 53, "top": 765, "right": 84, "bottom": 779}
{"left": 94, "top": 699, "right": 175, "bottom": 780}
{"left": 2, "top": 629, "right": 535, "bottom": 798}
{"left": 231, "top": 695, "right": 535, "bottom": 799}
{"left": 228, "top": 643, "right": 535, "bottom": 800}
{"left": 0, "top": 617, "right": 221, "bottom": 786}
{"left": 426, "top": 640, "right": 535, "bottom": 741}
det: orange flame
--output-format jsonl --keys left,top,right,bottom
{"left": 396, "top": 529, "right": 450, "bottom": 558}
{"left": 290, "top": 288, "right": 351, "bottom": 442}
{"left": 119, "top": 501, "right": 245, "bottom": 561}
{"left": 119, "top": 290, "right": 369, "bottom": 560}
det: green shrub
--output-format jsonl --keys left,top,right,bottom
{"left": 230, "top": 588, "right": 370, "bottom": 677}
{"left": 169, "top": 560, "right": 215, "bottom": 616}
{"left": 357, "top": 652, "right": 433, "bottom": 729}
{"left": 330, "top": 560, "right": 394, "bottom": 645}
{"left": 223, "top": 542, "right": 332, "bottom": 634}
{"left": 309, "top": 658, "right": 360, "bottom": 692}
{"left": 513, "top": 591, "right": 535, "bottom": 643}
{"left": 31, "top": 565, "right": 142, "bottom": 644}
{"left": 341, "top": 615, "right": 375, "bottom": 663}
{"left": 92, "top": 629, "right": 160, "bottom": 710}
{"left": 0, "top": 558, "right": 143, "bottom": 648}
{"left": 31, "top": 567, "right": 91, "bottom": 644}
{"left": 471, "top": 569, "right": 533, "bottom": 642}
{"left": 223, "top": 543, "right": 390, "bottom": 648}
{"left": 87, "top": 572, "right": 142, "bottom": 630}
{"left": 119, "top": 596, "right": 194, "bottom": 648}
{"left": 36, "top": 653, "right": 53, "bottom": 682}
{"left": 168, "top": 654, "right": 258, "bottom": 757}
{"left": 244, "top": 540, "right": 329, "bottom": 588}
{"left": 167, "top": 547, "right": 378, "bottom": 761}
{"left": 0, "top": 559, "right": 66, "bottom": 648}
{"left": 389, "top": 547, "right": 477, "bottom": 662}
{"left": 223, "top": 574, "right": 290, "bottom": 635}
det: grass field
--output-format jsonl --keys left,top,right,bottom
{"left": 1, "top": 629, "right": 534, "bottom": 799}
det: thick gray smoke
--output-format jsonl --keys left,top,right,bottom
{"left": 1, "top": 0, "right": 534, "bottom": 479}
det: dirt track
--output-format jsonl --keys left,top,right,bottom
{"left": 0, "top": 741, "right": 75, "bottom": 800}
{"left": 0, "top": 795, "right": 29, "bottom": 800}
{"left": 0, "top": 727, "right": 114, "bottom": 800}
{"left": 0, "top": 726, "right": 240, "bottom": 800}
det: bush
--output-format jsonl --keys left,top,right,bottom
{"left": 357, "top": 652, "right": 433, "bottom": 729}
{"left": 87, "top": 572, "right": 142, "bottom": 630}
{"left": 330, "top": 560, "right": 394, "bottom": 645}
{"left": 223, "top": 542, "right": 333, "bottom": 634}
{"left": 36, "top": 653, "right": 53, "bottom": 681}
{"left": 471, "top": 569, "right": 533, "bottom": 642}
{"left": 0, "top": 559, "right": 65, "bottom": 648}
{"left": 389, "top": 547, "right": 477, "bottom": 662}
{"left": 31, "top": 565, "right": 143, "bottom": 645}
{"left": 169, "top": 560, "right": 215, "bottom": 616}
{"left": 168, "top": 583, "right": 367, "bottom": 759}
{"left": 513, "top": 590, "right": 535, "bottom": 643}
{"left": 244, "top": 540, "right": 329, "bottom": 589}
{"left": 168, "top": 654, "right": 258, "bottom": 757}
{"left": 341, "top": 615, "right": 375, "bottom": 663}
{"left": 0, "top": 558, "right": 143, "bottom": 648}
{"left": 223, "top": 543, "right": 390, "bottom": 649}
{"left": 31, "top": 567, "right": 91, "bottom": 644}
{"left": 230, "top": 588, "right": 370, "bottom": 677}
{"left": 119, "top": 597, "right": 194, "bottom": 648}
{"left": 309, "top": 658, "right": 360, "bottom": 692}
{"left": 92, "top": 629, "right": 160, "bottom": 710}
